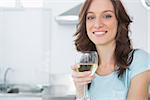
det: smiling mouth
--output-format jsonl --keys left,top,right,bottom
{"left": 93, "top": 31, "right": 107, "bottom": 36}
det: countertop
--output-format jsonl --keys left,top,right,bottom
{"left": 0, "top": 93, "right": 42, "bottom": 97}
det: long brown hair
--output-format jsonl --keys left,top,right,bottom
{"left": 74, "top": 0, "right": 133, "bottom": 77}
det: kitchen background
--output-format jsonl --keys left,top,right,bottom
{"left": 0, "top": 0, "right": 149, "bottom": 99}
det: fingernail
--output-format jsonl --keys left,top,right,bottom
{"left": 86, "top": 71, "right": 91, "bottom": 75}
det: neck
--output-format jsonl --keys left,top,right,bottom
{"left": 96, "top": 41, "right": 116, "bottom": 75}
{"left": 96, "top": 40, "right": 116, "bottom": 66}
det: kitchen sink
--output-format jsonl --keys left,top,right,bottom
{"left": 0, "top": 84, "right": 43, "bottom": 94}
{"left": 0, "top": 84, "right": 13, "bottom": 93}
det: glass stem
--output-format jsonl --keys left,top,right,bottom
{"left": 84, "top": 85, "right": 88, "bottom": 99}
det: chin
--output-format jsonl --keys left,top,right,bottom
{"left": 94, "top": 39, "right": 116, "bottom": 46}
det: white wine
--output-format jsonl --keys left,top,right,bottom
{"left": 75, "top": 51, "right": 98, "bottom": 99}
{"left": 77, "top": 63, "right": 98, "bottom": 75}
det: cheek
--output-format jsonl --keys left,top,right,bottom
{"left": 113, "top": 24, "right": 118, "bottom": 35}
{"left": 86, "top": 31, "right": 91, "bottom": 39}
{"left": 86, "top": 24, "right": 91, "bottom": 39}
{"left": 86, "top": 24, "right": 90, "bottom": 33}
{"left": 108, "top": 21, "right": 118, "bottom": 34}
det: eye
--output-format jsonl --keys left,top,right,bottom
{"left": 103, "top": 14, "right": 112, "bottom": 19}
{"left": 86, "top": 15, "right": 95, "bottom": 20}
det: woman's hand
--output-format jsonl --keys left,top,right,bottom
{"left": 71, "top": 64, "right": 95, "bottom": 98}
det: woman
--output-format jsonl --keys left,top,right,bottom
{"left": 72, "top": 0, "right": 150, "bottom": 100}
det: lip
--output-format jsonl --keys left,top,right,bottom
{"left": 93, "top": 30, "right": 107, "bottom": 37}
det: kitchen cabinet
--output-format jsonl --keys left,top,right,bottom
{"left": 0, "top": 8, "right": 52, "bottom": 84}
{"left": 43, "top": 96, "right": 75, "bottom": 100}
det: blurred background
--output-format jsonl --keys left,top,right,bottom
{"left": 0, "top": 0, "right": 149, "bottom": 100}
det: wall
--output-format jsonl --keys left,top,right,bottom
{"left": 123, "top": 0, "right": 149, "bottom": 53}
{"left": 148, "top": 11, "right": 150, "bottom": 53}
{"left": 44, "top": 0, "right": 82, "bottom": 74}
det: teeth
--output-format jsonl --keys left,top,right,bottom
{"left": 94, "top": 32, "right": 105, "bottom": 35}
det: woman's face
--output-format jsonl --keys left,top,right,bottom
{"left": 86, "top": 0, "right": 118, "bottom": 46}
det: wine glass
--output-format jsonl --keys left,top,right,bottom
{"left": 75, "top": 51, "right": 98, "bottom": 100}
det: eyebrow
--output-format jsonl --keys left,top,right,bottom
{"left": 103, "top": 10, "right": 114, "bottom": 13}
{"left": 87, "top": 10, "right": 115, "bottom": 14}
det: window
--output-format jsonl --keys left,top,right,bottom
{"left": 0, "top": 0, "right": 16, "bottom": 7}
{"left": 0, "top": 0, "right": 43, "bottom": 7}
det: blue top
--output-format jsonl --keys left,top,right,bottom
{"left": 89, "top": 49, "right": 150, "bottom": 100}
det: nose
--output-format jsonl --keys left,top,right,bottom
{"left": 94, "top": 18, "right": 103, "bottom": 29}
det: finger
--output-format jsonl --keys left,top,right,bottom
{"left": 71, "top": 64, "right": 80, "bottom": 70}
{"left": 73, "top": 75, "right": 94, "bottom": 82}
{"left": 72, "top": 70, "right": 91, "bottom": 78}
{"left": 76, "top": 80, "right": 92, "bottom": 86}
